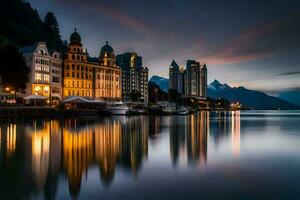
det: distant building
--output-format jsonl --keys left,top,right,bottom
{"left": 116, "top": 52, "right": 148, "bottom": 103}
{"left": 20, "top": 42, "right": 63, "bottom": 103}
{"left": 63, "top": 29, "right": 121, "bottom": 100}
{"left": 169, "top": 59, "right": 207, "bottom": 98}
{"left": 184, "top": 60, "right": 207, "bottom": 98}
{"left": 169, "top": 60, "right": 185, "bottom": 94}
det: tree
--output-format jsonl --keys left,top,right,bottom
{"left": 129, "top": 90, "right": 142, "bottom": 102}
{"left": 44, "top": 12, "right": 59, "bottom": 31}
{"left": 0, "top": 43, "right": 30, "bottom": 98}
{"left": 42, "top": 12, "right": 64, "bottom": 51}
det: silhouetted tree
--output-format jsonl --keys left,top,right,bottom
{"left": 0, "top": 1, "right": 64, "bottom": 51}
{"left": 0, "top": 43, "right": 30, "bottom": 97}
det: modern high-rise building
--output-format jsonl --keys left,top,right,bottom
{"left": 169, "top": 59, "right": 207, "bottom": 98}
{"left": 20, "top": 42, "right": 63, "bottom": 102}
{"left": 169, "top": 60, "right": 185, "bottom": 94}
{"left": 63, "top": 29, "right": 121, "bottom": 100}
{"left": 116, "top": 52, "right": 148, "bottom": 103}
{"left": 184, "top": 60, "right": 207, "bottom": 98}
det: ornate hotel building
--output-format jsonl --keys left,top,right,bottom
{"left": 20, "top": 42, "right": 63, "bottom": 102}
{"left": 63, "top": 29, "right": 121, "bottom": 100}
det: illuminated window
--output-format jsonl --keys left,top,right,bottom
{"left": 35, "top": 73, "right": 42, "bottom": 82}
{"left": 44, "top": 75, "right": 49, "bottom": 83}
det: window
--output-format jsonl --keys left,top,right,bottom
{"left": 35, "top": 73, "right": 42, "bottom": 82}
{"left": 35, "top": 66, "right": 41, "bottom": 71}
{"left": 52, "top": 77, "right": 60, "bottom": 83}
{"left": 44, "top": 75, "right": 50, "bottom": 83}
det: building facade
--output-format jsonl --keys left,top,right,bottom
{"left": 20, "top": 42, "right": 63, "bottom": 102}
{"left": 63, "top": 30, "right": 93, "bottom": 98}
{"left": 169, "top": 60, "right": 185, "bottom": 94}
{"left": 94, "top": 42, "right": 122, "bottom": 100}
{"left": 116, "top": 52, "right": 148, "bottom": 102}
{"left": 169, "top": 59, "right": 207, "bottom": 98}
{"left": 184, "top": 60, "right": 207, "bottom": 98}
{"left": 63, "top": 30, "right": 121, "bottom": 100}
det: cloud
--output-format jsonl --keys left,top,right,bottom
{"left": 278, "top": 71, "right": 300, "bottom": 76}
{"left": 203, "top": 21, "right": 283, "bottom": 65}
{"left": 199, "top": 12, "right": 300, "bottom": 66}
{"left": 60, "top": 0, "right": 154, "bottom": 34}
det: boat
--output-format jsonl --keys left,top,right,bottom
{"left": 177, "top": 107, "right": 189, "bottom": 115}
{"left": 162, "top": 106, "right": 176, "bottom": 115}
{"left": 103, "top": 102, "right": 129, "bottom": 115}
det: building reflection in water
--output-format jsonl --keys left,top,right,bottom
{"left": 61, "top": 116, "right": 148, "bottom": 196}
{"left": 30, "top": 121, "right": 50, "bottom": 191}
{"left": 6, "top": 124, "right": 16, "bottom": 156}
{"left": 0, "top": 111, "right": 241, "bottom": 198}
{"left": 170, "top": 111, "right": 241, "bottom": 167}
{"left": 170, "top": 112, "right": 209, "bottom": 168}
{"left": 231, "top": 111, "right": 241, "bottom": 157}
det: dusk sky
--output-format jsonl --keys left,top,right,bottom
{"left": 27, "top": 0, "right": 300, "bottom": 95}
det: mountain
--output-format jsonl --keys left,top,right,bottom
{"left": 208, "top": 80, "right": 299, "bottom": 110}
{"left": 149, "top": 76, "right": 299, "bottom": 110}
{"left": 277, "top": 91, "right": 300, "bottom": 107}
{"left": 149, "top": 76, "right": 169, "bottom": 93}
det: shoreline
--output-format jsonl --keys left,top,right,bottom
{"left": 0, "top": 106, "right": 295, "bottom": 118}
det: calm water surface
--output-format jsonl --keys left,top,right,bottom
{"left": 0, "top": 111, "right": 300, "bottom": 200}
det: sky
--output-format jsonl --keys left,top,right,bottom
{"left": 27, "top": 0, "right": 300, "bottom": 95}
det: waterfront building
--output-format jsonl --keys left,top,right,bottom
{"left": 63, "top": 29, "right": 93, "bottom": 98}
{"left": 63, "top": 29, "right": 121, "bottom": 100}
{"left": 94, "top": 42, "right": 122, "bottom": 100}
{"left": 169, "top": 60, "right": 185, "bottom": 94}
{"left": 116, "top": 52, "right": 148, "bottom": 103}
{"left": 184, "top": 60, "right": 207, "bottom": 98}
{"left": 20, "top": 42, "right": 63, "bottom": 102}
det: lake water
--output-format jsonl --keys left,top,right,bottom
{"left": 0, "top": 111, "right": 300, "bottom": 200}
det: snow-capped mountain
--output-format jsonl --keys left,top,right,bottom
{"left": 149, "top": 76, "right": 299, "bottom": 110}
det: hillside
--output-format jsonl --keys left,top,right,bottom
{"left": 278, "top": 91, "right": 300, "bottom": 107}
{"left": 0, "top": 0, "right": 64, "bottom": 51}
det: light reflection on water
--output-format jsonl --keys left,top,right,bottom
{"left": 0, "top": 111, "right": 300, "bottom": 200}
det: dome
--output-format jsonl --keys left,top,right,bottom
{"left": 100, "top": 41, "right": 115, "bottom": 58}
{"left": 70, "top": 28, "right": 81, "bottom": 45}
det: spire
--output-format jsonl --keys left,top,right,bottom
{"left": 106, "top": 41, "right": 108, "bottom": 45}
{"left": 74, "top": 27, "right": 77, "bottom": 32}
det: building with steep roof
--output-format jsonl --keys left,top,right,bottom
{"left": 20, "top": 42, "right": 63, "bottom": 103}
{"left": 168, "top": 59, "right": 207, "bottom": 98}
{"left": 169, "top": 60, "right": 184, "bottom": 94}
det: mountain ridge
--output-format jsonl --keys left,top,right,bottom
{"left": 149, "top": 76, "right": 299, "bottom": 110}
